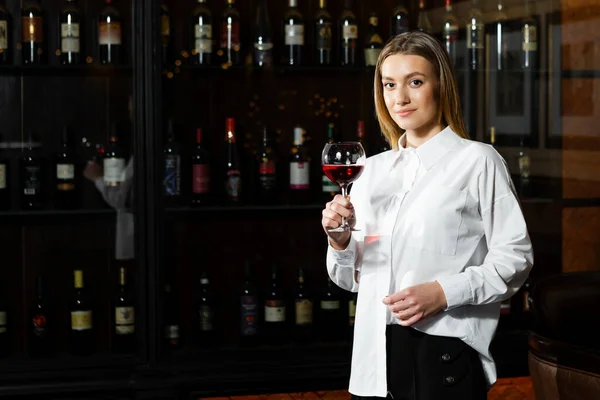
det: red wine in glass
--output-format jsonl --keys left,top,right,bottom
{"left": 321, "top": 141, "right": 366, "bottom": 232}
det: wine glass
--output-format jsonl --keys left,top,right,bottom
{"left": 322, "top": 141, "right": 366, "bottom": 232}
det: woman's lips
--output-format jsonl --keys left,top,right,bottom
{"left": 396, "top": 109, "right": 415, "bottom": 117}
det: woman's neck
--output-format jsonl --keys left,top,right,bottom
{"left": 404, "top": 122, "right": 445, "bottom": 148}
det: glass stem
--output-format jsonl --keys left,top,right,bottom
{"left": 340, "top": 183, "right": 349, "bottom": 228}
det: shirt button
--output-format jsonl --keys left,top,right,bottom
{"left": 441, "top": 353, "right": 451, "bottom": 362}
{"left": 445, "top": 376, "right": 455, "bottom": 385}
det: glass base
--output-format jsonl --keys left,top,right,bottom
{"left": 327, "top": 226, "right": 360, "bottom": 233}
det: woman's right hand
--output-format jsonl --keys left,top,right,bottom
{"left": 322, "top": 194, "right": 355, "bottom": 250}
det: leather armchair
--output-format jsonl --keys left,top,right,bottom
{"left": 528, "top": 272, "right": 600, "bottom": 400}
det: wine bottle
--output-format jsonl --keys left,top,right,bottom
{"left": 294, "top": 267, "right": 313, "bottom": 343}
{"left": 257, "top": 126, "right": 277, "bottom": 204}
{"left": 191, "top": 0, "right": 212, "bottom": 66}
{"left": 113, "top": 267, "right": 135, "bottom": 353}
{"left": 282, "top": 0, "right": 304, "bottom": 66}
{"left": 253, "top": 0, "right": 273, "bottom": 69}
{"left": 467, "top": 0, "right": 484, "bottom": 71}
{"left": 289, "top": 126, "right": 310, "bottom": 204}
{"left": 321, "top": 123, "right": 340, "bottom": 201}
{"left": 70, "top": 270, "right": 94, "bottom": 356}
{"left": 0, "top": 285, "right": 7, "bottom": 358}
{"left": 219, "top": 0, "right": 241, "bottom": 67}
{"left": 197, "top": 271, "right": 215, "bottom": 346}
{"left": 0, "top": 0, "right": 11, "bottom": 65}
{"left": 164, "top": 119, "right": 181, "bottom": 201}
{"left": 521, "top": 0, "right": 538, "bottom": 70}
{"left": 21, "top": 0, "right": 44, "bottom": 65}
{"left": 20, "top": 132, "right": 42, "bottom": 210}
{"left": 339, "top": 0, "right": 358, "bottom": 67}
{"left": 29, "top": 277, "right": 51, "bottom": 357}
{"left": 191, "top": 128, "right": 210, "bottom": 206}
{"left": 0, "top": 136, "right": 10, "bottom": 210}
{"left": 55, "top": 127, "right": 77, "bottom": 209}
{"left": 264, "top": 263, "right": 286, "bottom": 344}
{"left": 164, "top": 283, "right": 181, "bottom": 350}
{"left": 160, "top": 2, "right": 170, "bottom": 65}
{"left": 240, "top": 261, "right": 259, "bottom": 346}
{"left": 224, "top": 118, "right": 241, "bottom": 204}
{"left": 314, "top": 0, "right": 332, "bottom": 66}
{"left": 364, "top": 13, "right": 383, "bottom": 68}
{"left": 103, "top": 126, "right": 126, "bottom": 187}
{"left": 98, "top": 0, "right": 122, "bottom": 65}
{"left": 319, "top": 276, "right": 342, "bottom": 342}
{"left": 442, "top": 0, "right": 458, "bottom": 67}
{"left": 60, "top": 0, "right": 81, "bottom": 65}
{"left": 391, "top": 0, "right": 409, "bottom": 38}
{"left": 490, "top": 0, "right": 508, "bottom": 71}
{"left": 417, "top": 0, "right": 431, "bottom": 34}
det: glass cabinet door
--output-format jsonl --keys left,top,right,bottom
{"left": 0, "top": 0, "right": 145, "bottom": 382}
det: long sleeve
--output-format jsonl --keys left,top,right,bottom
{"left": 326, "top": 236, "right": 360, "bottom": 293}
{"left": 437, "top": 154, "right": 534, "bottom": 310}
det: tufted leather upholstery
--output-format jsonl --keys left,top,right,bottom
{"left": 528, "top": 272, "right": 600, "bottom": 400}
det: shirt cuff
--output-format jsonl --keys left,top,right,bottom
{"left": 436, "top": 273, "right": 473, "bottom": 311}
{"left": 327, "top": 236, "right": 357, "bottom": 268}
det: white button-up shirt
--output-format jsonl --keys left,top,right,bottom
{"left": 326, "top": 127, "right": 533, "bottom": 397}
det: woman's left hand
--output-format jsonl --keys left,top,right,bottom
{"left": 382, "top": 281, "right": 448, "bottom": 327}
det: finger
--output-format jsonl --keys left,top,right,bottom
{"left": 330, "top": 202, "right": 352, "bottom": 218}
{"left": 322, "top": 209, "right": 343, "bottom": 224}
{"left": 397, "top": 312, "right": 423, "bottom": 327}
{"left": 389, "top": 300, "right": 412, "bottom": 313}
{"left": 383, "top": 290, "right": 408, "bottom": 305}
{"left": 394, "top": 306, "right": 420, "bottom": 320}
{"left": 322, "top": 217, "right": 341, "bottom": 230}
{"left": 332, "top": 194, "right": 352, "bottom": 207}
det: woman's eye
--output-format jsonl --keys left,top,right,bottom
{"left": 383, "top": 82, "right": 395, "bottom": 89}
{"left": 410, "top": 80, "right": 423, "bottom": 87}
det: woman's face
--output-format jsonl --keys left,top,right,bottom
{"left": 381, "top": 54, "right": 439, "bottom": 136}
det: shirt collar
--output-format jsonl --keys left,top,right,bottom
{"left": 389, "top": 126, "right": 462, "bottom": 171}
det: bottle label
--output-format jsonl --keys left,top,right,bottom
{"left": 0, "top": 311, "right": 6, "bottom": 333}
{"left": 71, "top": 310, "right": 93, "bottom": 331}
{"left": 104, "top": 158, "right": 126, "bottom": 186}
{"left": 265, "top": 300, "right": 286, "bottom": 322}
{"left": 220, "top": 22, "right": 240, "bottom": 49}
{"left": 320, "top": 300, "right": 340, "bottom": 310}
{"left": 22, "top": 17, "right": 43, "bottom": 43}
{"left": 32, "top": 314, "right": 47, "bottom": 336}
{"left": 161, "top": 14, "right": 170, "bottom": 44}
{"left": 295, "top": 299, "right": 313, "bottom": 325}
{"left": 523, "top": 25, "right": 537, "bottom": 51}
{"left": 164, "top": 155, "right": 181, "bottom": 196}
{"left": 226, "top": 171, "right": 241, "bottom": 200}
{"left": 240, "top": 295, "right": 258, "bottom": 336}
{"left": 194, "top": 24, "right": 213, "bottom": 53}
{"left": 0, "top": 164, "right": 6, "bottom": 189}
{"left": 322, "top": 175, "right": 339, "bottom": 194}
{"left": 193, "top": 164, "right": 210, "bottom": 194}
{"left": 165, "top": 324, "right": 179, "bottom": 340}
{"left": 61, "top": 23, "right": 80, "bottom": 53}
{"left": 115, "top": 306, "right": 135, "bottom": 335}
{"left": 349, "top": 299, "right": 356, "bottom": 326}
{"left": 199, "top": 305, "right": 214, "bottom": 331}
{"left": 342, "top": 24, "right": 358, "bottom": 40}
{"left": 98, "top": 21, "right": 122, "bottom": 45}
{"left": 0, "top": 20, "right": 8, "bottom": 49}
{"left": 56, "top": 163, "right": 75, "bottom": 180}
{"left": 467, "top": 22, "right": 484, "bottom": 49}
{"left": 364, "top": 48, "right": 381, "bottom": 67}
{"left": 290, "top": 162, "right": 309, "bottom": 189}
{"left": 285, "top": 24, "right": 304, "bottom": 46}
{"left": 316, "top": 22, "right": 332, "bottom": 50}
{"left": 259, "top": 161, "right": 276, "bottom": 191}
{"left": 24, "top": 165, "right": 41, "bottom": 195}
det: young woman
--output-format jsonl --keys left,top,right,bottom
{"left": 322, "top": 31, "right": 533, "bottom": 399}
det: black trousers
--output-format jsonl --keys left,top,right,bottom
{"left": 352, "top": 325, "right": 487, "bottom": 400}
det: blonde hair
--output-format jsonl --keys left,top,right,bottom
{"left": 374, "top": 31, "right": 468, "bottom": 150}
